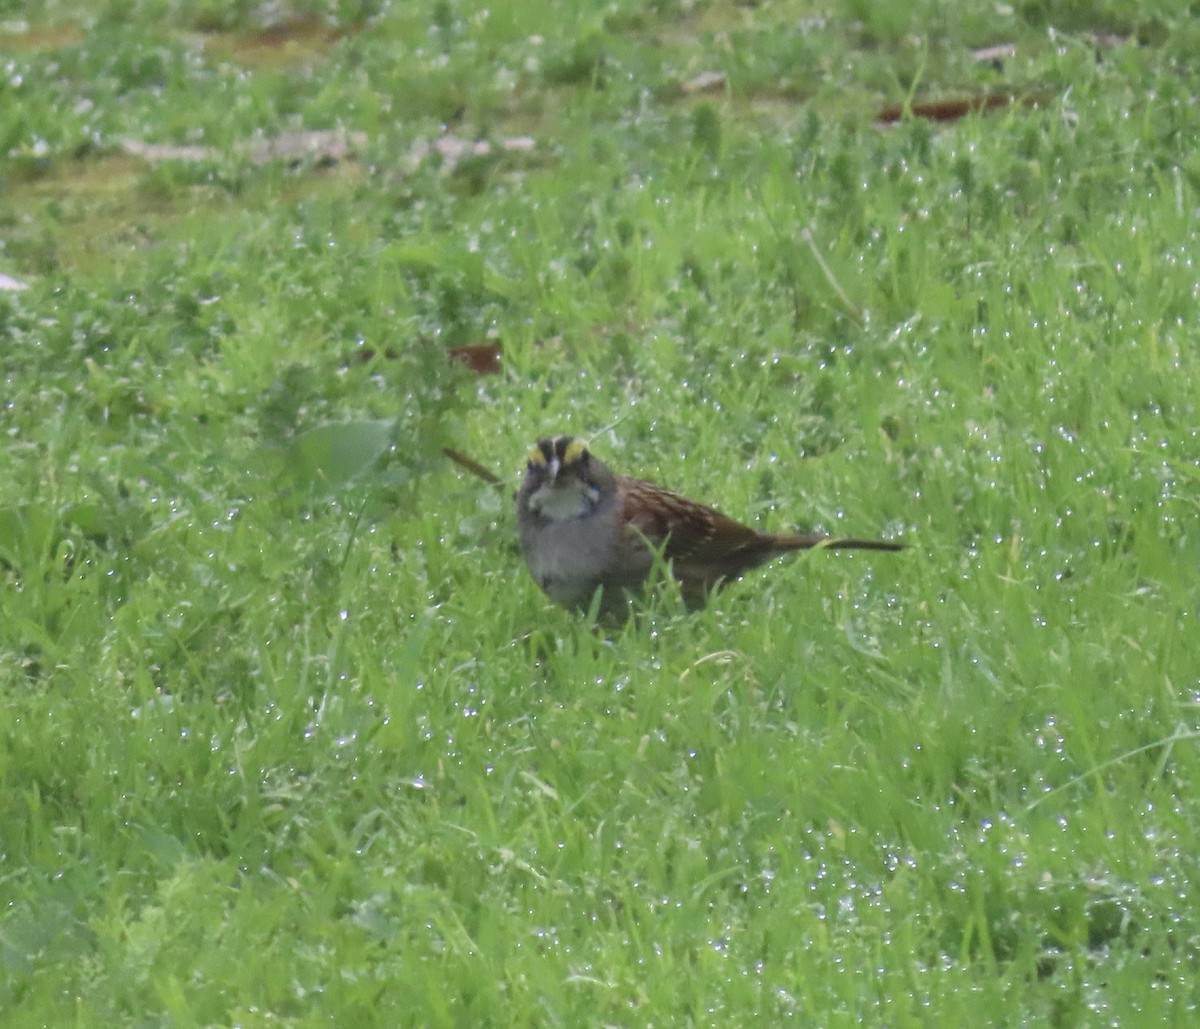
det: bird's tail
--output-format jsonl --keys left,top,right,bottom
{"left": 776, "top": 533, "right": 905, "bottom": 552}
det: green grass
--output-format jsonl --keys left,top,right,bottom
{"left": 2, "top": 0, "right": 1200, "bottom": 1024}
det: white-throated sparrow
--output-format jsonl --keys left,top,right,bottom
{"left": 516, "top": 435, "right": 903, "bottom": 615}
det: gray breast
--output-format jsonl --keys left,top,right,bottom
{"left": 518, "top": 492, "right": 646, "bottom": 610}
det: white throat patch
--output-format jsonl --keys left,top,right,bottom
{"left": 529, "top": 479, "right": 600, "bottom": 520}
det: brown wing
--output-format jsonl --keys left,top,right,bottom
{"left": 616, "top": 476, "right": 777, "bottom": 566}
{"left": 616, "top": 475, "right": 903, "bottom": 601}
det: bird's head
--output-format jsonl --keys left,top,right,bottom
{"left": 519, "top": 435, "right": 614, "bottom": 520}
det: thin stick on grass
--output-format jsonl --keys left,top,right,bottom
{"left": 801, "top": 226, "right": 864, "bottom": 327}
{"left": 443, "top": 446, "right": 506, "bottom": 490}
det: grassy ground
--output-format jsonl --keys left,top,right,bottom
{"left": 2, "top": 0, "right": 1199, "bottom": 1024}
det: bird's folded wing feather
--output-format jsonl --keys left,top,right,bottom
{"left": 616, "top": 476, "right": 767, "bottom": 563}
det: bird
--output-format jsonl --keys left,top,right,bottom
{"left": 515, "top": 435, "right": 903, "bottom": 616}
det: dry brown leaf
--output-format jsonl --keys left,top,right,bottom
{"left": 971, "top": 44, "right": 1017, "bottom": 62}
{"left": 681, "top": 70, "right": 727, "bottom": 94}
{"left": 121, "top": 127, "right": 366, "bottom": 166}
{"left": 448, "top": 342, "right": 503, "bottom": 376}
{"left": 876, "top": 94, "right": 1041, "bottom": 125}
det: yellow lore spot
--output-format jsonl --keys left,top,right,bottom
{"left": 562, "top": 438, "right": 587, "bottom": 464}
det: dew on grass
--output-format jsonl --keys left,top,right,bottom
{"left": 130, "top": 692, "right": 176, "bottom": 718}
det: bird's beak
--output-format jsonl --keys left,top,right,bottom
{"left": 547, "top": 457, "right": 561, "bottom": 481}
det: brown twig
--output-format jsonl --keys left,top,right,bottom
{"left": 443, "top": 446, "right": 506, "bottom": 489}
